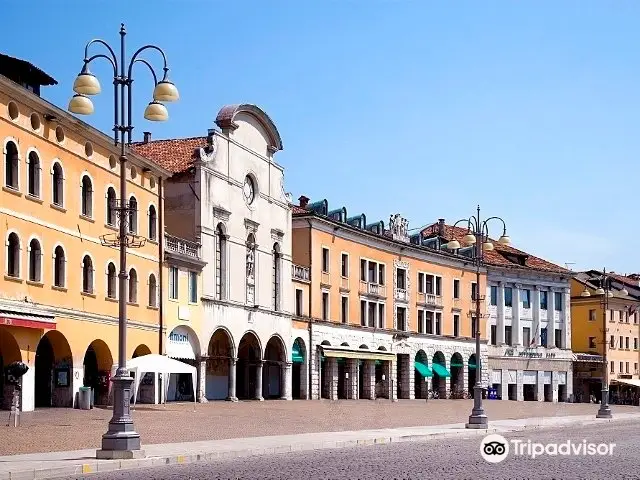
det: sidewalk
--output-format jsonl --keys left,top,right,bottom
{"left": 2, "top": 412, "right": 640, "bottom": 480}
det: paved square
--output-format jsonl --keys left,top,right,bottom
{"left": 0, "top": 400, "right": 636, "bottom": 455}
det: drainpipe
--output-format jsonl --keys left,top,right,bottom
{"left": 158, "top": 177, "right": 164, "bottom": 355}
{"left": 306, "top": 218, "right": 313, "bottom": 399}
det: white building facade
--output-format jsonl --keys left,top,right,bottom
{"left": 486, "top": 268, "right": 573, "bottom": 402}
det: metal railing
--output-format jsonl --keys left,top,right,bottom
{"left": 359, "top": 281, "right": 386, "bottom": 297}
{"left": 417, "top": 292, "right": 443, "bottom": 306}
{"left": 164, "top": 234, "right": 201, "bottom": 258}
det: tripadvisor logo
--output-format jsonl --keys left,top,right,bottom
{"left": 480, "top": 434, "right": 616, "bottom": 463}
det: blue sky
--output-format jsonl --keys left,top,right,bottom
{"left": 4, "top": 1, "right": 639, "bottom": 273}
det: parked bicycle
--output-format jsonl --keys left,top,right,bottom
{"left": 427, "top": 389, "right": 440, "bottom": 399}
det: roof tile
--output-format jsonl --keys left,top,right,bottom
{"left": 131, "top": 137, "right": 207, "bottom": 174}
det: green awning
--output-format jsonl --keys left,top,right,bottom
{"left": 468, "top": 361, "right": 477, "bottom": 369}
{"left": 414, "top": 361, "right": 433, "bottom": 378}
{"left": 292, "top": 342, "right": 304, "bottom": 363}
{"left": 432, "top": 363, "right": 451, "bottom": 378}
{"left": 450, "top": 361, "right": 464, "bottom": 367}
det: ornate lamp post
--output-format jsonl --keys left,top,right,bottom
{"left": 445, "top": 206, "right": 510, "bottom": 429}
{"left": 68, "top": 24, "right": 179, "bottom": 458}
{"left": 582, "top": 269, "right": 614, "bottom": 419}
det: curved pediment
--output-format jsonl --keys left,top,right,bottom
{"left": 215, "top": 104, "right": 283, "bottom": 154}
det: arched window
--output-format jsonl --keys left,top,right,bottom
{"left": 215, "top": 223, "right": 226, "bottom": 300}
{"left": 6, "top": 232, "right": 20, "bottom": 277}
{"left": 106, "top": 262, "right": 117, "bottom": 299}
{"left": 106, "top": 187, "right": 116, "bottom": 226}
{"left": 148, "top": 205, "right": 157, "bottom": 240}
{"left": 82, "top": 255, "right": 94, "bottom": 294}
{"left": 245, "top": 233, "right": 256, "bottom": 304}
{"left": 52, "top": 162, "right": 64, "bottom": 206}
{"left": 128, "top": 268, "right": 137, "bottom": 303}
{"left": 28, "top": 238, "right": 42, "bottom": 282}
{"left": 148, "top": 274, "right": 157, "bottom": 307}
{"left": 5, "top": 141, "right": 19, "bottom": 190}
{"left": 128, "top": 196, "right": 137, "bottom": 234}
{"left": 272, "top": 243, "right": 281, "bottom": 311}
{"left": 27, "top": 151, "right": 40, "bottom": 197}
{"left": 81, "top": 175, "right": 93, "bottom": 217}
{"left": 54, "top": 245, "right": 65, "bottom": 287}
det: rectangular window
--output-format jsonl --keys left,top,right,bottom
{"left": 471, "top": 282, "right": 477, "bottom": 301}
{"left": 425, "top": 274, "right": 433, "bottom": 294}
{"left": 169, "top": 266, "right": 178, "bottom": 300}
{"left": 435, "top": 277, "right": 442, "bottom": 296}
{"left": 341, "top": 253, "right": 349, "bottom": 277}
{"left": 368, "top": 302, "right": 376, "bottom": 328}
{"left": 360, "top": 259, "right": 367, "bottom": 281}
{"left": 625, "top": 362, "right": 629, "bottom": 374}
{"left": 453, "top": 314, "right": 460, "bottom": 337}
{"left": 453, "top": 279, "right": 460, "bottom": 299}
{"left": 396, "top": 307, "right": 407, "bottom": 331}
{"left": 589, "top": 309, "right": 597, "bottom": 321}
{"left": 378, "top": 303, "right": 385, "bottom": 328}
{"left": 426, "top": 311, "right": 434, "bottom": 334}
{"left": 620, "top": 361, "right": 624, "bottom": 373}
{"left": 635, "top": 338, "right": 638, "bottom": 350}
{"left": 523, "top": 327, "right": 531, "bottom": 347}
{"left": 490, "top": 325, "right": 497, "bottom": 345}
{"left": 505, "top": 326, "right": 512, "bottom": 346}
{"left": 490, "top": 286, "right": 498, "bottom": 306}
{"left": 541, "top": 328, "right": 547, "bottom": 347}
{"left": 504, "top": 287, "right": 513, "bottom": 307}
{"left": 435, "top": 312, "right": 441, "bottom": 335}
{"left": 588, "top": 337, "right": 596, "bottom": 349}
{"left": 295, "top": 289, "right": 303, "bottom": 316}
{"left": 610, "top": 361, "right": 614, "bottom": 373}
{"left": 341, "top": 296, "right": 348, "bottom": 324}
{"left": 360, "top": 300, "right": 366, "bottom": 326}
{"left": 540, "top": 291, "right": 548, "bottom": 310}
{"left": 522, "top": 289, "right": 531, "bottom": 309}
{"left": 635, "top": 363, "right": 639, "bottom": 373}
{"left": 378, "top": 264, "right": 385, "bottom": 285}
{"left": 418, "top": 310, "right": 424, "bottom": 334}
{"left": 418, "top": 273, "right": 425, "bottom": 293}
{"left": 620, "top": 336, "right": 623, "bottom": 348}
{"left": 188, "top": 271, "right": 198, "bottom": 303}
{"left": 555, "top": 329, "right": 562, "bottom": 348}
{"left": 397, "top": 268, "right": 406, "bottom": 289}
{"left": 322, "top": 248, "right": 329, "bottom": 273}
{"left": 554, "top": 292, "right": 562, "bottom": 311}
{"left": 610, "top": 335, "right": 615, "bottom": 348}
{"left": 471, "top": 314, "right": 477, "bottom": 338}
{"left": 625, "top": 337, "right": 630, "bottom": 349}
{"left": 322, "top": 292, "right": 329, "bottom": 320}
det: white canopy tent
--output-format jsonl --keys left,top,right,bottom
{"left": 126, "top": 354, "right": 197, "bottom": 407}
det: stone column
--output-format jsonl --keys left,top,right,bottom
{"left": 227, "top": 357, "right": 238, "bottom": 402}
{"left": 197, "top": 356, "right": 208, "bottom": 403}
{"left": 551, "top": 371, "right": 559, "bottom": 403}
{"left": 562, "top": 288, "right": 571, "bottom": 349}
{"left": 512, "top": 286, "right": 521, "bottom": 346}
{"left": 346, "top": 359, "right": 358, "bottom": 400}
{"left": 532, "top": 287, "right": 541, "bottom": 346}
{"left": 516, "top": 370, "right": 524, "bottom": 401}
{"left": 324, "top": 357, "right": 338, "bottom": 400}
{"left": 443, "top": 360, "right": 451, "bottom": 399}
{"left": 382, "top": 360, "right": 395, "bottom": 400}
{"left": 255, "top": 361, "right": 264, "bottom": 401}
{"left": 536, "top": 371, "right": 545, "bottom": 401}
{"left": 281, "top": 362, "right": 293, "bottom": 400}
{"left": 548, "top": 290, "right": 556, "bottom": 348}
{"left": 500, "top": 368, "right": 508, "bottom": 400}
{"left": 362, "top": 360, "right": 376, "bottom": 400}
{"left": 497, "top": 283, "right": 505, "bottom": 344}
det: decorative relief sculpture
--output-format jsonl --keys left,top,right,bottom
{"left": 246, "top": 247, "right": 255, "bottom": 284}
{"left": 198, "top": 134, "right": 218, "bottom": 163}
{"left": 389, "top": 213, "right": 409, "bottom": 243}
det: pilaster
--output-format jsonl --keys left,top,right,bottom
{"left": 497, "top": 283, "right": 505, "bottom": 344}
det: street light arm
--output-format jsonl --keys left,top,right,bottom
{"left": 84, "top": 39, "right": 118, "bottom": 71}
{"left": 452, "top": 218, "right": 475, "bottom": 233}
{"left": 481, "top": 216, "right": 508, "bottom": 236}
{"left": 85, "top": 54, "right": 118, "bottom": 77}
{"left": 131, "top": 59, "right": 159, "bottom": 85}
{"left": 127, "top": 45, "right": 168, "bottom": 80}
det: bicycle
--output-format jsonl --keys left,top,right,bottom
{"left": 427, "top": 389, "right": 440, "bottom": 399}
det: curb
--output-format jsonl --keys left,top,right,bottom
{"left": 2, "top": 415, "right": 639, "bottom": 480}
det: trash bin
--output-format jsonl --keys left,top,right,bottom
{"left": 79, "top": 386, "right": 92, "bottom": 410}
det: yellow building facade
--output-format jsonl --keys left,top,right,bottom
{"left": 290, "top": 197, "right": 487, "bottom": 401}
{"left": 571, "top": 274, "right": 640, "bottom": 402}
{"left": 0, "top": 58, "right": 169, "bottom": 411}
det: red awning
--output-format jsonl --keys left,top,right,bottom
{"left": 0, "top": 310, "right": 55, "bottom": 330}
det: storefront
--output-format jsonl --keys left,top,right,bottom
{"left": 166, "top": 326, "right": 200, "bottom": 402}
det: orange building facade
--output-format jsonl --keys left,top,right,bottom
{"left": 290, "top": 197, "right": 487, "bottom": 401}
{"left": 0, "top": 57, "right": 169, "bottom": 411}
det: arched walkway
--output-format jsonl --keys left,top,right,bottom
{"left": 263, "top": 336, "right": 286, "bottom": 399}
{"left": 468, "top": 354, "right": 477, "bottom": 398}
{"left": 450, "top": 352, "right": 464, "bottom": 397}
{"left": 35, "top": 331, "right": 73, "bottom": 408}
{"left": 237, "top": 332, "right": 261, "bottom": 400}
{"left": 432, "top": 351, "right": 448, "bottom": 398}
{"left": 320, "top": 341, "right": 330, "bottom": 399}
{"left": 132, "top": 344, "right": 151, "bottom": 358}
{"left": 292, "top": 338, "right": 307, "bottom": 399}
{"left": 0, "top": 329, "right": 22, "bottom": 409}
{"left": 414, "top": 350, "right": 430, "bottom": 399}
{"left": 83, "top": 340, "right": 113, "bottom": 405}
{"left": 206, "top": 328, "right": 234, "bottom": 400}
{"left": 166, "top": 326, "right": 200, "bottom": 402}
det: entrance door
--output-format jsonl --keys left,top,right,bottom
{"left": 35, "top": 336, "right": 54, "bottom": 408}
{"left": 292, "top": 363, "right": 301, "bottom": 399}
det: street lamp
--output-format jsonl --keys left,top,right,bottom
{"left": 446, "top": 206, "right": 510, "bottom": 429}
{"left": 68, "top": 24, "right": 179, "bottom": 458}
{"left": 595, "top": 268, "right": 613, "bottom": 419}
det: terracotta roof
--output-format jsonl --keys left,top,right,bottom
{"left": 131, "top": 137, "right": 206, "bottom": 174}
{"left": 291, "top": 205, "right": 307, "bottom": 214}
{"left": 421, "top": 223, "right": 569, "bottom": 274}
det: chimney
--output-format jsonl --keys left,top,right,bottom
{"left": 143, "top": 132, "right": 152, "bottom": 143}
{"left": 299, "top": 195, "right": 310, "bottom": 208}
{"left": 438, "top": 218, "right": 445, "bottom": 237}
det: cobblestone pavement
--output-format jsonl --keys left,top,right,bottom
{"left": 74, "top": 421, "right": 639, "bottom": 480}
{"left": 1, "top": 399, "right": 636, "bottom": 455}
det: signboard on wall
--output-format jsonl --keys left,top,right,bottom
{"left": 167, "top": 326, "right": 198, "bottom": 361}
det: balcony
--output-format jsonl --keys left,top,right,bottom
{"left": 292, "top": 264, "right": 310, "bottom": 282}
{"left": 395, "top": 287, "right": 408, "bottom": 302}
{"left": 417, "top": 292, "right": 443, "bottom": 307}
{"left": 340, "top": 276, "right": 349, "bottom": 290}
{"left": 359, "top": 281, "right": 386, "bottom": 297}
{"left": 452, "top": 298, "right": 461, "bottom": 310}
{"left": 321, "top": 271, "right": 331, "bottom": 286}
{"left": 164, "top": 234, "right": 205, "bottom": 268}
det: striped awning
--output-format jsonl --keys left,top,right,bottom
{"left": 0, "top": 310, "right": 56, "bottom": 329}
{"left": 320, "top": 345, "right": 395, "bottom": 361}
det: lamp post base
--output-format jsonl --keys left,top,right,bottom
{"left": 466, "top": 385, "right": 489, "bottom": 429}
{"left": 596, "top": 388, "right": 612, "bottom": 419}
{"left": 96, "top": 374, "right": 142, "bottom": 459}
